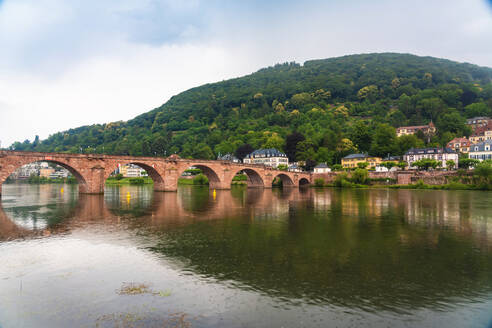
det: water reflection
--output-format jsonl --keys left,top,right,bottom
{"left": 1, "top": 185, "right": 492, "bottom": 327}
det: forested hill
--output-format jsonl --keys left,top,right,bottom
{"left": 10, "top": 53, "right": 492, "bottom": 167}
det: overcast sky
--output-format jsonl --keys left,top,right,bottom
{"left": 1, "top": 0, "right": 492, "bottom": 147}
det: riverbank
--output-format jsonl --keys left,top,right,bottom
{"left": 315, "top": 180, "right": 491, "bottom": 191}
{"left": 105, "top": 177, "right": 153, "bottom": 185}
{"left": 5, "top": 176, "right": 77, "bottom": 184}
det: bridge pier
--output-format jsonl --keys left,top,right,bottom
{"left": 0, "top": 151, "right": 312, "bottom": 197}
{"left": 79, "top": 166, "right": 106, "bottom": 194}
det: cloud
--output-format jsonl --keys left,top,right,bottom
{"left": 0, "top": 0, "right": 492, "bottom": 146}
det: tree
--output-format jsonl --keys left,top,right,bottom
{"left": 464, "top": 102, "right": 490, "bottom": 118}
{"left": 397, "top": 135, "right": 424, "bottom": 154}
{"left": 370, "top": 124, "right": 398, "bottom": 157}
{"left": 474, "top": 160, "right": 492, "bottom": 184}
{"left": 381, "top": 161, "right": 396, "bottom": 170}
{"left": 357, "top": 162, "right": 369, "bottom": 169}
{"left": 459, "top": 158, "right": 480, "bottom": 170}
{"left": 351, "top": 168, "right": 369, "bottom": 184}
{"left": 446, "top": 160, "right": 456, "bottom": 170}
{"left": 332, "top": 164, "right": 343, "bottom": 171}
{"left": 437, "top": 112, "right": 470, "bottom": 136}
{"left": 412, "top": 158, "right": 439, "bottom": 170}
{"left": 303, "top": 159, "right": 317, "bottom": 172}
{"left": 397, "top": 161, "right": 407, "bottom": 170}
{"left": 277, "top": 164, "right": 288, "bottom": 171}
{"left": 296, "top": 139, "right": 317, "bottom": 162}
{"left": 235, "top": 144, "right": 254, "bottom": 161}
{"left": 285, "top": 132, "right": 305, "bottom": 161}
{"left": 262, "top": 133, "right": 284, "bottom": 150}
{"left": 357, "top": 85, "right": 379, "bottom": 102}
{"left": 349, "top": 121, "right": 372, "bottom": 152}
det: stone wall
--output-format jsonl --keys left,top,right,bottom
{"left": 311, "top": 170, "right": 459, "bottom": 186}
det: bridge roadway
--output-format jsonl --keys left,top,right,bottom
{"left": 0, "top": 150, "right": 311, "bottom": 195}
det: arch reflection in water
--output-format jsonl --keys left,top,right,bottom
{"left": 1, "top": 184, "right": 492, "bottom": 327}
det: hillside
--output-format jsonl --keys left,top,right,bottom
{"left": 9, "top": 53, "right": 492, "bottom": 167}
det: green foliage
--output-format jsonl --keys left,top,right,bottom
{"left": 357, "top": 162, "right": 369, "bottom": 169}
{"left": 412, "top": 159, "right": 440, "bottom": 170}
{"left": 314, "top": 178, "right": 325, "bottom": 187}
{"left": 459, "top": 158, "right": 480, "bottom": 169}
{"left": 331, "top": 164, "right": 343, "bottom": 171}
{"left": 474, "top": 160, "right": 492, "bottom": 185}
{"left": 370, "top": 124, "right": 399, "bottom": 157}
{"left": 193, "top": 174, "right": 209, "bottom": 185}
{"left": 397, "top": 161, "right": 407, "bottom": 170}
{"left": 277, "top": 164, "right": 288, "bottom": 171}
{"left": 9, "top": 53, "right": 492, "bottom": 167}
{"left": 128, "top": 177, "right": 145, "bottom": 185}
{"left": 446, "top": 160, "right": 456, "bottom": 170}
{"left": 232, "top": 174, "right": 247, "bottom": 181}
{"left": 351, "top": 168, "right": 369, "bottom": 184}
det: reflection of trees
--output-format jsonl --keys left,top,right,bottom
{"left": 147, "top": 189, "right": 492, "bottom": 313}
{"left": 104, "top": 185, "right": 154, "bottom": 217}
{"left": 2, "top": 184, "right": 492, "bottom": 314}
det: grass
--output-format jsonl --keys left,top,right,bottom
{"left": 117, "top": 282, "right": 172, "bottom": 297}
{"left": 117, "top": 282, "right": 152, "bottom": 295}
{"left": 106, "top": 177, "right": 154, "bottom": 185}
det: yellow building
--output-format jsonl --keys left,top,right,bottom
{"left": 470, "top": 129, "right": 492, "bottom": 144}
{"left": 396, "top": 122, "right": 436, "bottom": 137}
{"left": 342, "top": 154, "right": 382, "bottom": 169}
{"left": 39, "top": 168, "right": 55, "bottom": 178}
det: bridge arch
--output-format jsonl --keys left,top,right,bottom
{"left": 272, "top": 173, "right": 295, "bottom": 188}
{"left": 229, "top": 168, "right": 264, "bottom": 188}
{"left": 299, "top": 177, "right": 310, "bottom": 186}
{"left": 105, "top": 161, "right": 165, "bottom": 191}
{"left": 0, "top": 159, "right": 88, "bottom": 193}
{"left": 178, "top": 164, "right": 222, "bottom": 189}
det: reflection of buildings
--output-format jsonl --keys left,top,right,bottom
{"left": 1, "top": 185, "right": 491, "bottom": 246}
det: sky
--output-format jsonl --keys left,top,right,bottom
{"left": 1, "top": 0, "right": 492, "bottom": 147}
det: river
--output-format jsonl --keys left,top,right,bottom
{"left": 0, "top": 184, "right": 491, "bottom": 327}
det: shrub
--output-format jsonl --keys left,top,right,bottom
{"left": 351, "top": 168, "right": 369, "bottom": 184}
{"left": 331, "top": 164, "right": 343, "bottom": 171}
{"left": 193, "top": 173, "right": 209, "bottom": 185}
{"left": 474, "top": 160, "right": 492, "bottom": 184}
{"left": 314, "top": 178, "right": 325, "bottom": 187}
{"left": 129, "top": 177, "right": 145, "bottom": 184}
{"left": 334, "top": 173, "right": 349, "bottom": 187}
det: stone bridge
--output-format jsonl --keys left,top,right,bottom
{"left": 0, "top": 150, "right": 311, "bottom": 195}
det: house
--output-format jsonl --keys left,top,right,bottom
{"left": 342, "top": 154, "right": 382, "bottom": 169}
{"left": 446, "top": 137, "right": 471, "bottom": 153}
{"left": 403, "top": 148, "right": 458, "bottom": 169}
{"left": 119, "top": 164, "right": 146, "bottom": 177}
{"left": 39, "top": 168, "right": 55, "bottom": 178}
{"left": 468, "top": 140, "right": 492, "bottom": 162}
{"left": 218, "top": 153, "right": 240, "bottom": 163}
{"left": 396, "top": 122, "right": 436, "bottom": 137}
{"left": 288, "top": 163, "right": 302, "bottom": 172}
{"left": 469, "top": 122, "right": 492, "bottom": 144}
{"left": 243, "top": 149, "right": 289, "bottom": 168}
{"left": 313, "top": 163, "right": 331, "bottom": 173}
{"left": 49, "top": 170, "right": 69, "bottom": 179}
{"left": 466, "top": 116, "right": 492, "bottom": 131}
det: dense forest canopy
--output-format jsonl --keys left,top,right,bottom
{"left": 9, "top": 53, "right": 492, "bottom": 166}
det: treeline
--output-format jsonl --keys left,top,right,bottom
{"left": 9, "top": 53, "right": 492, "bottom": 167}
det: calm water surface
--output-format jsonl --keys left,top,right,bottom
{"left": 0, "top": 184, "right": 492, "bottom": 327}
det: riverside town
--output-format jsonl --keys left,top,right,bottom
{"left": 1, "top": 2, "right": 492, "bottom": 327}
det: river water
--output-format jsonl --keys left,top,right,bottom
{"left": 0, "top": 184, "right": 491, "bottom": 328}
